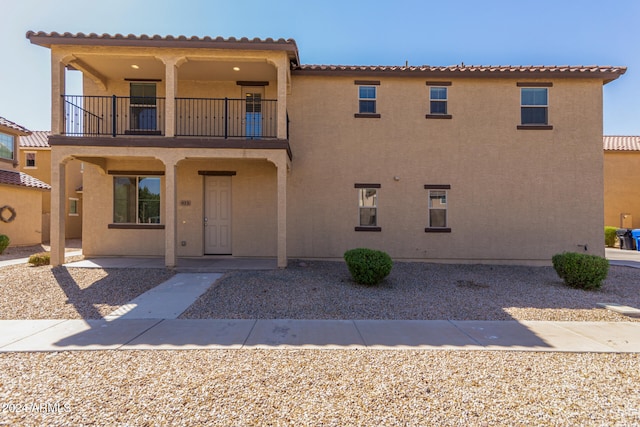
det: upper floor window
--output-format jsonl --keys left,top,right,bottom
{"left": 25, "top": 152, "right": 36, "bottom": 168}
{"left": 429, "top": 87, "right": 448, "bottom": 114}
{"left": 520, "top": 87, "right": 548, "bottom": 125}
{"left": 359, "top": 86, "right": 377, "bottom": 114}
{"left": 130, "top": 83, "right": 157, "bottom": 131}
{"left": 0, "top": 132, "right": 14, "bottom": 161}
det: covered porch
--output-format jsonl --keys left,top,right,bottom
{"left": 49, "top": 145, "right": 290, "bottom": 268}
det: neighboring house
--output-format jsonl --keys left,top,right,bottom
{"left": 19, "top": 131, "right": 83, "bottom": 240}
{"left": 26, "top": 31, "right": 626, "bottom": 267}
{"left": 604, "top": 136, "right": 640, "bottom": 229}
{"left": 0, "top": 117, "right": 51, "bottom": 246}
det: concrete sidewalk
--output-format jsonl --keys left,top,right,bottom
{"left": 1, "top": 319, "right": 639, "bottom": 353}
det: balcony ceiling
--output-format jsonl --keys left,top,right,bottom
{"left": 68, "top": 54, "right": 277, "bottom": 82}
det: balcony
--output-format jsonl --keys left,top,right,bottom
{"left": 62, "top": 95, "right": 280, "bottom": 139}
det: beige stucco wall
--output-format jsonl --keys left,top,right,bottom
{"left": 604, "top": 151, "right": 640, "bottom": 229}
{"left": 0, "top": 185, "right": 44, "bottom": 246}
{"left": 286, "top": 75, "right": 605, "bottom": 263}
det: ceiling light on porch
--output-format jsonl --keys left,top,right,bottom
{"left": 233, "top": 66, "right": 240, "bottom": 71}
{"left": 131, "top": 64, "right": 140, "bottom": 69}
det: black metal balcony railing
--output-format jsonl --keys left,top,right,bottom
{"left": 62, "top": 95, "right": 278, "bottom": 139}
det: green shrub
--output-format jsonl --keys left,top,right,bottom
{"left": 344, "top": 248, "right": 393, "bottom": 285}
{"left": 604, "top": 226, "right": 618, "bottom": 247}
{"left": 0, "top": 235, "right": 9, "bottom": 254}
{"left": 28, "top": 252, "right": 50, "bottom": 267}
{"left": 551, "top": 252, "right": 609, "bottom": 290}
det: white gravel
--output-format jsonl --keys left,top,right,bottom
{"left": 0, "top": 350, "right": 638, "bottom": 426}
{"left": 181, "top": 261, "right": 640, "bottom": 322}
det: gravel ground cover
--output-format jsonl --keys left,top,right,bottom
{"left": 181, "top": 261, "right": 640, "bottom": 322}
{"left": 0, "top": 239, "right": 82, "bottom": 261}
{"left": 0, "top": 263, "right": 174, "bottom": 319}
{"left": 0, "top": 350, "right": 638, "bottom": 426}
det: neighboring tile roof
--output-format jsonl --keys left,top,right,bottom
{"left": 0, "top": 170, "right": 50, "bottom": 190}
{"left": 294, "top": 64, "right": 626, "bottom": 83}
{"left": 19, "top": 131, "right": 50, "bottom": 148}
{"left": 604, "top": 136, "right": 640, "bottom": 151}
{"left": 26, "top": 31, "right": 300, "bottom": 65}
{"left": 0, "top": 117, "right": 31, "bottom": 135}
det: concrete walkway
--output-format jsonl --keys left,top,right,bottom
{"left": 1, "top": 318, "right": 639, "bottom": 353}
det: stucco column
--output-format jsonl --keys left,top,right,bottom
{"left": 163, "top": 158, "right": 178, "bottom": 268}
{"left": 275, "top": 156, "right": 288, "bottom": 268}
{"left": 163, "top": 59, "right": 177, "bottom": 137}
{"left": 276, "top": 57, "right": 288, "bottom": 140}
{"left": 50, "top": 154, "right": 67, "bottom": 266}
{"left": 51, "top": 51, "right": 66, "bottom": 135}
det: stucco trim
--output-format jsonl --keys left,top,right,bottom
{"left": 425, "top": 228, "right": 452, "bottom": 233}
{"left": 108, "top": 170, "right": 165, "bottom": 175}
{"left": 426, "top": 81, "right": 452, "bottom": 86}
{"left": 355, "top": 226, "right": 382, "bottom": 232}
{"left": 517, "top": 82, "right": 553, "bottom": 87}
{"left": 354, "top": 80, "right": 380, "bottom": 85}
{"left": 354, "top": 183, "right": 381, "bottom": 188}
{"left": 426, "top": 114, "right": 452, "bottom": 120}
{"left": 108, "top": 224, "right": 165, "bottom": 229}
{"left": 424, "top": 184, "right": 451, "bottom": 189}
{"left": 517, "top": 125, "right": 554, "bottom": 130}
{"left": 354, "top": 114, "right": 381, "bottom": 119}
{"left": 198, "top": 171, "right": 237, "bottom": 176}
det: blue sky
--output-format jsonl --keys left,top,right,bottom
{"left": 1, "top": 0, "right": 638, "bottom": 134}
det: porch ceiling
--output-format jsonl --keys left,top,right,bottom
{"left": 67, "top": 54, "right": 277, "bottom": 82}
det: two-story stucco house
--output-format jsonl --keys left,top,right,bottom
{"left": 0, "top": 117, "right": 51, "bottom": 246}
{"left": 603, "top": 136, "right": 640, "bottom": 229}
{"left": 26, "top": 31, "right": 626, "bottom": 268}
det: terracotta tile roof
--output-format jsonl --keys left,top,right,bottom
{"left": 19, "top": 131, "right": 50, "bottom": 148}
{"left": 26, "top": 31, "right": 300, "bottom": 65}
{"left": 0, "top": 117, "right": 31, "bottom": 135}
{"left": 604, "top": 136, "right": 640, "bottom": 151}
{"left": 0, "top": 170, "right": 50, "bottom": 190}
{"left": 294, "top": 64, "right": 626, "bottom": 83}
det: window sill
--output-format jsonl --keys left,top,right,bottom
{"left": 425, "top": 228, "right": 452, "bottom": 233}
{"left": 108, "top": 224, "right": 165, "bottom": 229}
{"left": 24, "top": 166, "right": 37, "bottom": 169}
{"left": 355, "top": 226, "right": 382, "bottom": 232}
{"left": 517, "top": 125, "right": 553, "bottom": 130}
{"left": 425, "top": 114, "right": 452, "bottom": 120}
{"left": 354, "top": 113, "right": 381, "bottom": 119}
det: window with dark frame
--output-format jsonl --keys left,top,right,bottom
{"left": 0, "top": 132, "right": 14, "bottom": 161}
{"left": 429, "top": 87, "right": 448, "bottom": 114}
{"left": 25, "top": 152, "right": 36, "bottom": 167}
{"left": 425, "top": 184, "right": 451, "bottom": 232}
{"left": 520, "top": 87, "right": 548, "bottom": 125}
{"left": 355, "top": 183, "right": 381, "bottom": 231}
{"left": 358, "top": 86, "right": 377, "bottom": 114}
{"left": 113, "top": 176, "right": 161, "bottom": 224}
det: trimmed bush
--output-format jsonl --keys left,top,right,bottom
{"left": 28, "top": 252, "right": 50, "bottom": 267}
{"left": 344, "top": 248, "right": 393, "bottom": 285}
{"left": 0, "top": 235, "right": 9, "bottom": 254}
{"left": 604, "top": 226, "right": 618, "bottom": 247}
{"left": 551, "top": 252, "right": 609, "bottom": 290}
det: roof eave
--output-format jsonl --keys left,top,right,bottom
{"left": 26, "top": 31, "right": 300, "bottom": 66}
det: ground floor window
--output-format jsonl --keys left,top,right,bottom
{"left": 69, "top": 198, "right": 79, "bottom": 216}
{"left": 428, "top": 190, "right": 447, "bottom": 228}
{"left": 424, "top": 184, "right": 451, "bottom": 232}
{"left": 355, "top": 183, "right": 381, "bottom": 231}
{"left": 113, "top": 176, "right": 161, "bottom": 224}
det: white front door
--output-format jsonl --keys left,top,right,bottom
{"left": 204, "top": 176, "right": 232, "bottom": 254}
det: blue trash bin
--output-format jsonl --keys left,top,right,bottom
{"left": 632, "top": 230, "right": 640, "bottom": 252}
